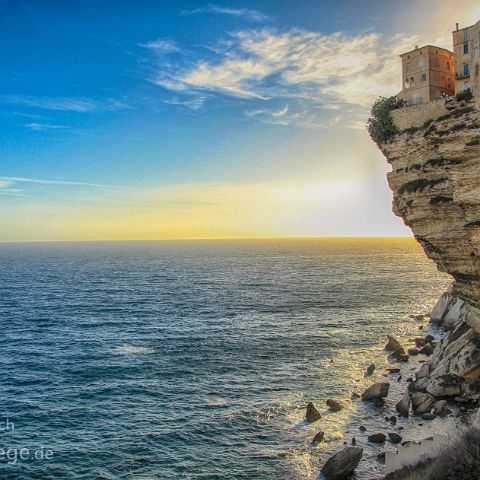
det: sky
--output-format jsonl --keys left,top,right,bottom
{"left": 1, "top": 0, "right": 479, "bottom": 241}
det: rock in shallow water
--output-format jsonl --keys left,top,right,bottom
{"left": 305, "top": 402, "right": 321, "bottom": 422}
{"left": 361, "top": 382, "right": 390, "bottom": 401}
{"left": 388, "top": 432, "right": 402, "bottom": 443}
{"left": 396, "top": 391, "right": 411, "bottom": 417}
{"left": 419, "top": 344, "right": 434, "bottom": 356}
{"left": 311, "top": 431, "right": 325, "bottom": 445}
{"left": 411, "top": 392, "right": 435, "bottom": 415}
{"left": 326, "top": 399, "right": 343, "bottom": 411}
{"left": 388, "top": 346, "right": 406, "bottom": 359}
{"left": 366, "top": 364, "right": 376, "bottom": 375}
{"left": 385, "top": 335, "right": 403, "bottom": 352}
{"left": 368, "top": 433, "right": 386, "bottom": 443}
{"left": 320, "top": 446, "right": 363, "bottom": 480}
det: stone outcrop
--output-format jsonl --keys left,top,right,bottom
{"left": 379, "top": 91, "right": 480, "bottom": 413}
{"left": 383, "top": 97, "right": 480, "bottom": 309}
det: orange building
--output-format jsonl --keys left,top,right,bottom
{"left": 399, "top": 45, "right": 454, "bottom": 105}
{"left": 453, "top": 22, "right": 474, "bottom": 93}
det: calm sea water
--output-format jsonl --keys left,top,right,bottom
{"left": 0, "top": 239, "right": 451, "bottom": 479}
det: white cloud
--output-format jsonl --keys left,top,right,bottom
{"left": 153, "top": 27, "right": 418, "bottom": 125}
{"left": 245, "top": 105, "right": 338, "bottom": 128}
{"left": 138, "top": 38, "right": 179, "bottom": 53}
{"left": 24, "top": 122, "right": 69, "bottom": 131}
{"left": 162, "top": 95, "right": 207, "bottom": 111}
{"left": 1, "top": 95, "right": 125, "bottom": 112}
{"left": 181, "top": 4, "right": 269, "bottom": 23}
{"left": 0, "top": 176, "right": 109, "bottom": 188}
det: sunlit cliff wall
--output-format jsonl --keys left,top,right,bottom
{"left": 377, "top": 55, "right": 480, "bottom": 397}
{"left": 384, "top": 98, "right": 480, "bottom": 310}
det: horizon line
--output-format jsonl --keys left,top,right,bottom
{"left": 0, "top": 235, "right": 415, "bottom": 244}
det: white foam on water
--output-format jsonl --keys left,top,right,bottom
{"left": 112, "top": 344, "right": 155, "bottom": 355}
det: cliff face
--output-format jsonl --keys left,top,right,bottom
{"left": 380, "top": 98, "right": 480, "bottom": 398}
{"left": 383, "top": 98, "right": 480, "bottom": 309}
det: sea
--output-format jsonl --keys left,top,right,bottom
{"left": 0, "top": 238, "right": 451, "bottom": 479}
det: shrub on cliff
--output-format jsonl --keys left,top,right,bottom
{"left": 455, "top": 88, "right": 473, "bottom": 102}
{"left": 367, "top": 96, "right": 405, "bottom": 147}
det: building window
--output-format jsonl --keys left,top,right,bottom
{"left": 464, "top": 63, "right": 470, "bottom": 76}
{"left": 410, "top": 76, "right": 415, "bottom": 87}
{"left": 446, "top": 61, "right": 450, "bottom": 70}
{"left": 421, "top": 73, "right": 427, "bottom": 82}
{"left": 412, "top": 93, "right": 422, "bottom": 105}
{"left": 464, "top": 42, "right": 469, "bottom": 54}
{"left": 464, "top": 29, "right": 468, "bottom": 41}
{"left": 418, "top": 57, "right": 425, "bottom": 68}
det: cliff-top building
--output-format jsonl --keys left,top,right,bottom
{"left": 398, "top": 45, "right": 454, "bottom": 106}
{"left": 452, "top": 22, "right": 473, "bottom": 93}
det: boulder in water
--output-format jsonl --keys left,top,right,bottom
{"left": 326, "top": 399, "right": 344, "bottom": 411}
{"left": 305, "top": 402, "right": 321, "bottom": 422}
{"left": 361, "top": 382, "right": 390, "bottom": 401}
{"left": 311, "top": 431, "right": 325, "bottom": 445}
{"left": 385, "top": 335, "right": 403, "bottom": 351}
{"left": 388, "top": 432, "right": 402, "bottom": 443}
{"left": 396, "top": 391, "right": 411, "bottom": 417}
{"left": 320, "top": 446, "right": 363, "bottom": 480}
{"left": 368, "top": 433, "right": 386, "bottom": 443}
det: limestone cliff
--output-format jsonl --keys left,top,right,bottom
{"left": 383, "top": 98, "right": 480, "bottom": 309}
{"left": 380, "top": 96, "right": 480, "bottom": 398}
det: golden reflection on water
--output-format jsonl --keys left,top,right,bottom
{"left": 282, "top": 313, "right": 436, "bottom": 480}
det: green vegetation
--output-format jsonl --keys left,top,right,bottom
{"left": 455, "top": 88, "right": 473, "bottom": 102}
{"left": 367, "top": 96, "right": 406, "bottom": 147}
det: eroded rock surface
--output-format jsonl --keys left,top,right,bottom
{"left": 382, "top": 98, "right": 480, "bottom": 309}
{"left": 379, "top": 97, "right": 480, "bottom": 415}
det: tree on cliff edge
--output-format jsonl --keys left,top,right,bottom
{"left": 367, "top": 96, "right": 405, "bottom": 147}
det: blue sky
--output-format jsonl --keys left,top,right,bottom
{"left": 1, "top": 0, "right": 479, "bottom": 240}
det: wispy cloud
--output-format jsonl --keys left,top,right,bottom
{"left": 1, "top": 95, "right": 125, "bottom": 112}
{"left": 245, "top": 105, "right": 337, "bottom": 129}
{"left": 152, "top": 27, "right": 417, "bottom": 126}
{"left": 181, "top": 4, "right": 269, "bottom": 23}
{"left": 138, "top": 38, "right": 179, "bottom": 54}
{"left": 23, "top": 122, "right": 69, "bottom": 131}
{"left": 162, "top": 95, "right": 207, "bottom": 111}
{"left": 0, "top": 176, "right": 109, "bottom": 188}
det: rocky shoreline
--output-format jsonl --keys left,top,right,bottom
{"left": 308, "top": 290, "right": 480, "bottom": 479}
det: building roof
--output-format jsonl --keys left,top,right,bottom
{"left": 452, "top": 24, "right": 474, "bottom": 33}
{"left": 399, "top": 45, "right": 453, "bottom": 58}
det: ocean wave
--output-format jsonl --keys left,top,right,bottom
{"left": 111, "top": 344, "right": 155, "bottom": 355}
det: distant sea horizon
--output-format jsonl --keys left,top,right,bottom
{"left": 0, "top": 236, "right": 414, "bottom": 244}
